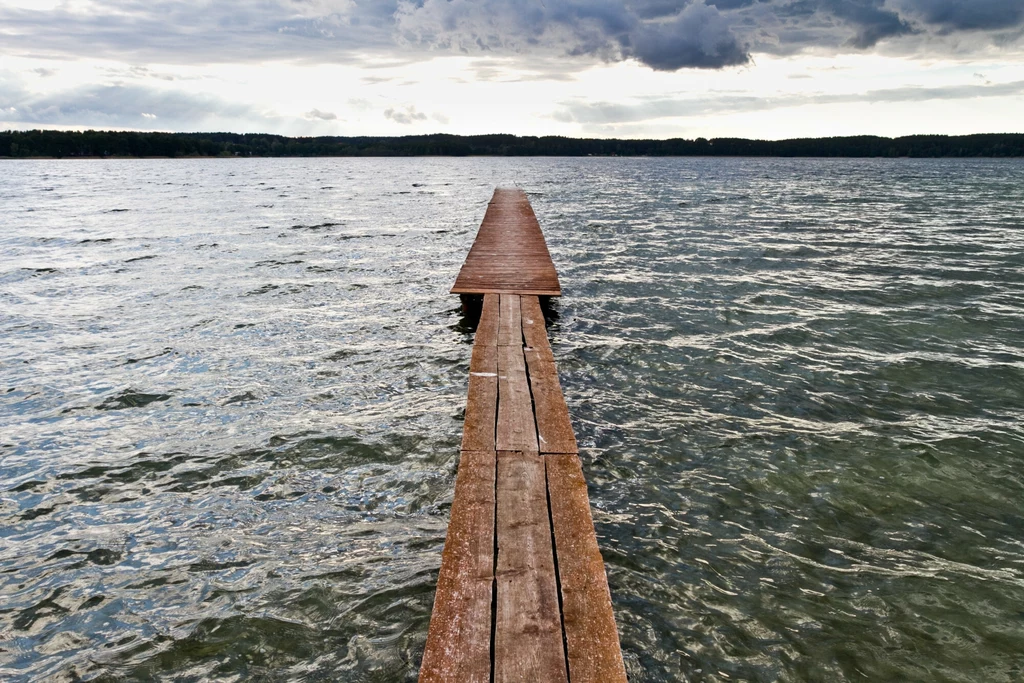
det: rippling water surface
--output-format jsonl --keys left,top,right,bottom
{"left": 2, "top": 157, "right": 1024, "bottom": 682}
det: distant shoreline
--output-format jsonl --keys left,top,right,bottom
{"left": 5, "top": 154, "right": 1024, "bottom": 161}
{"left": 3, "top": 130, "right": 1023, "bottom": 158}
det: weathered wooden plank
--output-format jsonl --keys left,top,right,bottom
{"left": 420, "top": 450, "right": 497, "bottom": 683}
{"left": 524, "top": 356, "right": 577, "bottom": 454}
{"left": 462, "top": 344, "right": 498, "bottom": 452}
{"left": 520, "top": 295, "right": 555, "bottom": 364}
{"left": 498, "top": 294, "right": 522, "bottom": 347}
{"left": 546, "top": 454, "right": 627, "bottom": 683}
{"left": 476, "top": 293, "right": 499, "bottom": 347}
{"left": 451, "top": 189, "right": 562, "bottom": 296}
{"left": 459, "top": 287, "right": 565, "bottom": 296}
{"left": 495, "top": 451, "right": 568, "bottom": 683}
{"left": 457, "top": 286, "right": 564, "bottom": 296}
{"left": 425, "top": 188, "right": 630, "bottom": 683}
{"left": 497, "top": 344, "right": 538, "bottom": 452}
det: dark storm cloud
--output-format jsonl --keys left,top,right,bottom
{"left": 823, "top": 1, "right": 915, "bottom": 48}
{"left": 629, "top": 2, "right": 750, "bottom": 68}
{"left": 0, "top": 0, "right": 1021, "bottom": 73}
{"left": 898, "top": 0, "right": 1024, "bottom": 31}
{"left": 393, "top": 0, "right": 748, "bottom": 69}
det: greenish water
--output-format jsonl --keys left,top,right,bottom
{"left": 2, "top": 157, "right": 1023, "bottom": 681}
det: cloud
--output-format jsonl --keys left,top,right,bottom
{"left": 555, "top": 79, "right": 1024, "bottom": 124}
{"left": 896, "top": 0, "right": 1024, "bottom": 31}
{"left": 0, "top": 1, "right": 401, "bottom": 65}
{"left": 304, "top": 108, "right": 338, "bottom": 120}
{"left": 391, "top": 0, "right": 1024, "bottom": 67}
{"left": 102, "top": 65, "right": 195, "bottom": 82}
{"left": 0, "top": 79, "right": 263, "bottom": 129}
{"left": 383, "top": 105, "right": 428, "bottom": 124}
{"left": 824, "top": 0, "right": 916, "bottom": 48}
{"left": 629, "top": 2, "right": 749, "bottom": 69}
{"left": 0, "top": 0, "right": 1021, "bottom": 75}
{"left": 395, "top": 0, "right": 748, "bottom": 69}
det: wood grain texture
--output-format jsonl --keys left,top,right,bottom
{"left": 419, "top": 450, "right": 497, "bottom": 683}
{"left": 476, "top": 293, "right": 499, "bottom": 347}
{"left": 545, "top": 454, "right": 627, "bottom": 683}
{"left": 520, "top": 295, "right": 555, "bottom": 364}
{"left": 462, "top": 344, "right": 498, "bottom": 452}
{"left": 495, "top": 451, "right": 568, "bottom": 683}
{"left": 524, "top": 356, "right": 577, "bottom": 454}
{"left": 497, "top": 344, "right": 538, "bottom": 452}
{"left": 451, "top": 188, "right": 562, "bottom": 296}
{"left": 498, "top": 294, "right": 522, "bottom": 347}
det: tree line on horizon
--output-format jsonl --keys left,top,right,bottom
{"left": 2, "top": 129, "right": 1023, "bottom": 158}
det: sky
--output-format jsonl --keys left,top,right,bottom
{"left": 1, "top": 0, "right": 1022, "bottom": 139}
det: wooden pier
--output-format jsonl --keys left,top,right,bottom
{"left": 420, "top": 189, "right": 626, "bottom": 682}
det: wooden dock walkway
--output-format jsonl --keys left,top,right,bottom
{"left": 420, "top": 189, "right": 626, "bottom": 682}
{"left": 450, "top": 188, "right": 561, "bottom": 297}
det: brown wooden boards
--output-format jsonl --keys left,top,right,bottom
{"left": 495, "top": 451, "right": 568, "bottom": 683}
{"left": 475, "top": 293, "right": 499, "bottom": 347}
{"left": 521, "top": 294, "right": 576, "bottom": 453}
{"left": 497, "top": 343, "right": 538, "bottom": 452}
{"left": 419, "top": 450, "right": 496, "bottom": 683}
{"left": 497, "top": 294, "right": 522, "bottom": 347}
{"left": 521, "top": 295, "right": 555, "bottom": 364}
{"left": 451, "top": 188, "right": 562, "bottom": 296}
{"left": 423, "top": 190, "right": 626, "bottom": 683}
{"left": 462, "top": 344, "right": 497, "bottom": 452}
{"left": 525, "top": 353, "right": 578, "bottom": 454}
{"left": 547, "top": 454, "right": 628, "bottom": 683}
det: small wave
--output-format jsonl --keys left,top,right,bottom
{"left": 252, "top": 259, "right": 305, "bottom": 268}
{"left": 245, "top": 284, "right": 279, "bottom": 296}
{"left": 222, "top": 391, "right": 259, "bottom": 405}
{"left": 291, "top": 222, "right": 343, "bottom": 230}
{"left": 123, "top": 347, "right": 173, "bottom": 365}
{"left": 762, "top": 246, "right": 831, "bottom": 258}
{"left": 95, "top": 390, "right": 171, "bottom": 410}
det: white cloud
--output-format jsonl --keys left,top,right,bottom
{"left": 304, "top": 108, "right": 338, "bottom": 120}
{"left": 383, "top": 105, "right": 427, "bottom": 125}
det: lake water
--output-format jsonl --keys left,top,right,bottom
{"left": 2, "top": 157, "right": 1024, "bottom": 682}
